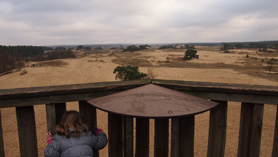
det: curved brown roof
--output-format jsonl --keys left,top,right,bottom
{"left": 88, "top": 84, "right": 218, "bottom": 118}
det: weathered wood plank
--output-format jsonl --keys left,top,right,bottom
{"left": 238, "top": 103, "right": 264, "bottom": 157}
{"left": 207, "top": 100, "right": 227, "bottom": 157}
{"left": 2, "top": 79, "right": 278, "bottom": 107}
{"left": 171, "top": 118, "right": 179, "bottom": 157}
{"left": 16, "top": 106, "right": 38, "bottom": 157}
{"left": 55, "top": 103, "right": 66, "bottom": 124}
{"left": 45, "top": 104, "right": 56, "bottom": 133}
{"left": 79, "top": 101, "right": 99, "bottom": 157}
{"left": 0, "top": 80, "right": 150, "bottom": 108}
{"left": 108, "top": 113, "right": 123, "bottom": 157}
{"left": 152, "top": 79, "right": 278, "bottom": 95}
{"left": 152, "top": 79, "right": 278, "bottom": 104}
{"left": 0, "top": 109, "right": 4, "bottom": 157}
{"left": 124, "top": 117, "right": 133, "bottom": 157}
{"left": 273, "top": 105, "right": 278, "bottom": 157}
{"left": 136, "top": 118, "right": 149, "bottom": 157}
{"left": 154, "top": 119, "right": 169, "bottom": 157}
{"left": 179, "top": 116, "right": 194, "bottom": 157}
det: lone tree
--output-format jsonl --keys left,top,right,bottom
{"left": 184, "top": 49, "right": 199, "bottom": 60}
{"left": 113, "top": 65, "right": 147, "bottom": 81}
{"left": 266, "top": 58, "right": 276, "bottom": 74}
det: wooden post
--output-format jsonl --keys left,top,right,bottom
{"left": 238, "top": 103, "right": 264, "bottom": 157}
{"left": 179, "top": 116, "right": 194, "bottom": 157}
{"left": 136, "top": 118, "right": 149, "bottom": 157}
{"left": 54, "top": 103, "right": 66, "bottom": 124}
{"left": 45, "top": 104, "right": 56, "bottom": 133}
{"left": 0, "top": 110, "right": 4, "bottom": 157}
{"left": 79, "top": 101, "right": 99, "bottom": 157}
{"left": 45, "top": 103, "right": 66, "bottom": 133}
{"left": 171, "top": 118, "right": 179, "bottom": 157}
{"left": 272, "top": 105, "right": 278, "bottom": 157}
{"left": 108, "top": 113, "right": 123, "bottom": 157}
{"left": 16, "top": 106, "right": 38, "bottom": 157}
{"left": 207, "top": 100, "right": 227, "bottom": 157}
{"left": 124, "top": 117, "right": 133, "bottom": 157}
{"left": 154, "top": 118, "right": 169, "bottom": 157}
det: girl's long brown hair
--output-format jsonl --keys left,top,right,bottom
{"left": 56, "top": 110, "right": 89, "bottom": 138}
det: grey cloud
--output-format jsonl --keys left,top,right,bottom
{"left": 0, "top": 0, "right": 277, "bottom": 45}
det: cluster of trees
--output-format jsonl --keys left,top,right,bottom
{"left": 0, "top": 45, "right": 44, "bottom": 58}
{"left": 123, "top": 45, "right": 150, "bottom": 52}
{"left": 266, "top": 58, "right": 277, "bottom": 74}
{"left": 45, "top": 50, "right": 76, "bottom": 60}
{"left": 0, "top": 46, "right": 44, "bottom": 73}
{"left": 113, "top": 65, "right": 147, "bottom": 80}
{"left": 184, "top": 49, "right": 199, "bottom": 60}
{"left": 77, "top": 45, "right": 92, "bottom": 50}
{"left": 221, "top": 41, "right": 278, "bottom": 51}
{"left": 0, "top": 49, "right": 24, "bottom": 73}
{"left": 0, "top": 45, "right": 77, "bottom": 74}
{"left": 159, "top": 44, "right": 195, "bottom": 49}
{"left": 159, "top": 45, "right": 175, "bottom": 49}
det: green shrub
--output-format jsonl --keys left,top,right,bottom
{"left": 113, "top": 65, "right": 147, "bottom": 81}
{"left": 184, "top": 49, "right": 198, "bottom": 60}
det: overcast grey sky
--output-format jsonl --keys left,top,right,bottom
{"left": 0, "top": 0, "right": 277, "bottom": 45}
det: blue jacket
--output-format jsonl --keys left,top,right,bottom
{"left": 44, "top": 130, "right": 107, "bottom": 157}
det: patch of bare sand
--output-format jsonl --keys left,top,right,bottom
{"left": 0, "top": 56, "right": 118, "bottom": 89}
{"left": 141, "top": 67, "right": 278, "bottom": 86}
{"left": 0, "top": 52, "right": 278, "bottom": 157}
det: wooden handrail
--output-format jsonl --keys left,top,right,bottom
{"left": 0, "top": 79, "right": 278, "bottom": 157}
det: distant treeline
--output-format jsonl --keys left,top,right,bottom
{"left": 0, "top": 45, "right": 44, "bottom": 58}
{"left": 0, "top": 45, "right": 76, "bottom": 74}
{"left": 0, "top": 45, "right": 44, "bottom": 73}
{"left": 123, "top": 45, "right": 150, "bottom": 52}
{"left": 159, "top": 44, "right": 195, "bottom": 49}
{"left": 221, "top": 41, "right": 278, "bottom": 50}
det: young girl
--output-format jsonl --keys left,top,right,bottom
{"left": 44, "top": 110, "right": 107, "bottom": 157}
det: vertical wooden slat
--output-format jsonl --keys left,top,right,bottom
{"left": 171, "top": 118, "right": 179, "bottom": 157}
{"left": 179, "top": 115, "right": 194, "bottom": 157}
{"left": 136, "top": 118, "right": 149, "bottom": 157}
{"left": 238, "top": 103, "right": 264, "bottom": 157}
{"left": 0, "top": 110, "right": 4, "bottom": 157}
{"left": 108, "top": 113, "right": 123, "bottom": 157}
{"left": 154, "top": 118, "right": 169, "bottom": 157}
{"left": 124, "top": 117, "right": 133, "bottom": 157}
{"left": 45, "top": 104, "right": 56, "bottom": 133}
{"left": 16, "top": 106, "right": 38, "bottom": 157}
{"left": 45, "top": 103, "right": 66, "bottom": 133}
{"left": 79, "top": 101, "right": 99, "bottom": 157}
{"left": 207, "top": 100, "right": 228, "bottom": 157}
{"left": 273, "top": 105, "right": 278, "bottom": 157}
{"left": 54, "top": 103, "right": 66, "bottom": 124}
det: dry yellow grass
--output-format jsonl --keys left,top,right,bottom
{"left": 0, "top": 48, "right": 278, "bottom": 156}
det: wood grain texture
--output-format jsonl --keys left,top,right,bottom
{"left": 108, "top": 113, "right": 123, "bottom": 157}
{"left": 124, "top": 117, "right": 133, "bottom": 157}
{"left": 0, "top": 110, "right": 4, "bottom": 157}
{"left": 16, "top": 106, "right": 38, "bottom": 157}
{"left": 238, "top": 103, "right": 264, "bottom": 157}
{"left": 273, "top": 105, "right": 278, "bottom": 157}
{"left": 45, "top": 104, "right": 56, "bottom": 133}
{"left": 0, "top": 80, "right": 150, "bottom": 108}
{"left": 207, "top": 100, "right": 227, "bottom": 157}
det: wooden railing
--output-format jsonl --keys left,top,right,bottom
{"left": 0, "top": 79, "right": 277, "bottom": 157}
